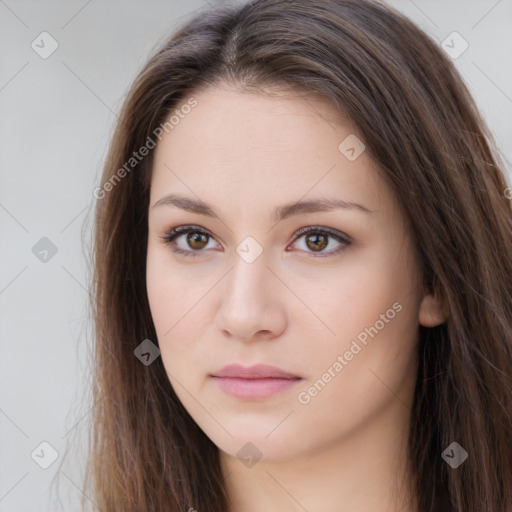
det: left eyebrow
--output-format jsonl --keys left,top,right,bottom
{"left": 152, "top": 193, "right": 373, "bottom": 222}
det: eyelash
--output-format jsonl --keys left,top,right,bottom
{"left": 159, "top": 224, "right": 352, "bottom": 259}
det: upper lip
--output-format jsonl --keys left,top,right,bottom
{"left": 211, "top": 363, "right": 301, "bottom": 379}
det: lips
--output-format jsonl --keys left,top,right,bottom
{"left": 212, "top": 363, "right": 301, "bottom": 379}
{"left": 211, "top": 364, "right": 302, "bottom": 399}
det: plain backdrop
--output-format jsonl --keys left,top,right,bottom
{"left": 1, "top": 1, "right": 511, "bottom": 510}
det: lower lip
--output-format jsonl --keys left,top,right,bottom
{"left": 212, "top": 376, "right": 301, "bottom": 399}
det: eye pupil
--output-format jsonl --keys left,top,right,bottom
{"left": 187, "top": 232, "right": 208, "bottom": 249}
{"left": 306, "top": 233, "right": 328, "bottom": 251}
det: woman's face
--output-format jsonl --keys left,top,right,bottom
{"left": 146, "top": 85, "right": 438, "bottom": 463}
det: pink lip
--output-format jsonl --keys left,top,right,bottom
{"left": 211, "top": 364, "right": 302, "bottom": 399}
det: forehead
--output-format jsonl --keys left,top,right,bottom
{"left": 169, "top": 84, "right": 352, "bottom": 148}
{"left": 149, "top": 85, "right": 387, "bottom": 219}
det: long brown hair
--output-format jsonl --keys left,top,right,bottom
{"left": 80, "top": 0, "right": 512, "bottom": 510}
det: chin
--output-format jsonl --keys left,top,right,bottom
{"left": 201, "top": 418, "right": 308, "bottom": 465}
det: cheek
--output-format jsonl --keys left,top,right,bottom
{"left": 146, "top": 246, "right": 190, "bottom": 352}
{"left": 146, "top": 246, "right": 214, "bottom": 379}
{"left": 305, "top": 246, "right": 419, "bottom": 346}
{"left": 147, "top": 284, "right": 198, "bottom": 354}
{"left": 296, "top": 275, "right": 419, "bottom": 390}
{"left": 293, "top": 283, "right": 419, "bottom": 442}
{"left": 146, "top": 249, "right": 172, "bottom": 335}
{"left": 146, "top": 275, "right": 201, "bottom": 402}
{"left": 295, "top": 239, "right": 421, "bottom": 403}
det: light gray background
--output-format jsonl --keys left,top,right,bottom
{"left": 1, "top": 1, "right": 511, "bottom": 510}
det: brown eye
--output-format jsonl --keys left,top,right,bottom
{"left": 290, "top": 226, "right": 351, "bottom": 258}
{"left": 186, "top": 232, "right": 209, "bottom": 250}
{"left": 305, "top": 233, "right": 329, "bottom": 252}
{"left": 161, "top": 225, "right": 219, "bottom": 257}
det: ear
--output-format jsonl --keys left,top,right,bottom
{"left": 419, "top": 289, "right": 448, "bottom": 327}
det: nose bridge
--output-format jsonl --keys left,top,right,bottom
{"left": 226, "top": 240, "right": 271, "bottom": 304}
{"left": 215, "top": 239, "right": 285, "bottom": 341}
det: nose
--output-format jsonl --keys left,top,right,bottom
{"left": 214, "top": 250, "right": 287, "bottom": 343}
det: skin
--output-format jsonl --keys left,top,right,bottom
{"left": 146, "top": 83, "right": 446, "bottom": 512}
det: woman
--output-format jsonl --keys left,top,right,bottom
{"left": 84, "top": 0, "right": 512, "bottom": 511}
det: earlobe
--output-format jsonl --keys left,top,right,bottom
{"left": 419, "top": 291, "right": 448, "bottom": 327}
